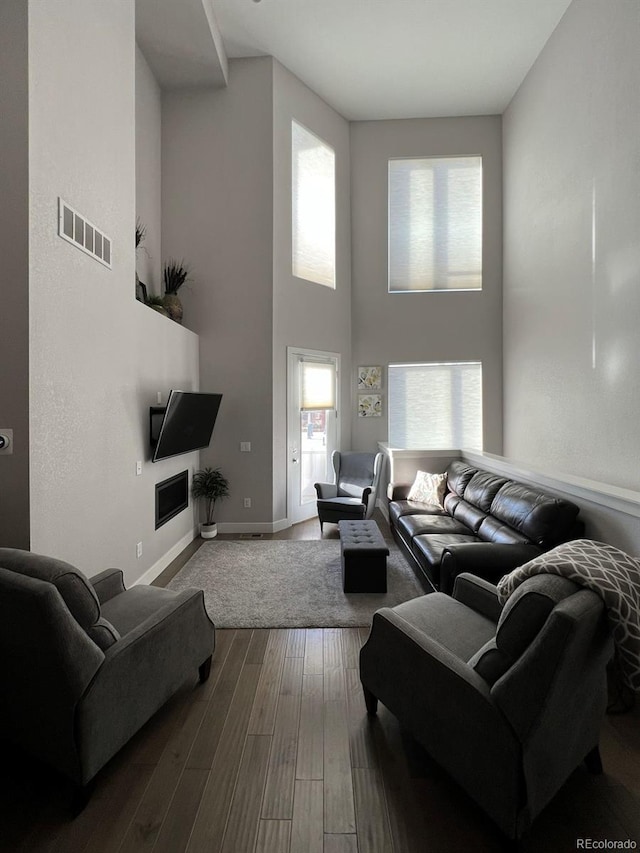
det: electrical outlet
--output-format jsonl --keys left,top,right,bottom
{"left": 136, "top": 542, "right": 143, "bottom": 558}
{"left": 240, "top": 442, "right": 251, "bottom": 452}
{"left": 243, "top": 497, "right": 252, "bottom": 508}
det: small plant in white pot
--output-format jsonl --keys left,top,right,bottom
{"left": 192, "top": 467, "right": 230, "bottom": 539}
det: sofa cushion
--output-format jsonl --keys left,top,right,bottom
{"left": 464, "top": 472, "right": 508, "bottom": 512}
{"left": 101, "top": 585, "right": 179, "bottom": 636}
{"left": 393, "top": 592, "right": 496, "bottom": 661}
{"left": 477, "top": 516, "right": 532, "bottom": 545}
{"left": 468, "top": 574, "right": 580, "bottom": 685}
{"left": 398, "top": 513, "right": 471, "bottom": 541}
{"left": 490, "top": 482, "right": 580, "bottom": 548}
{"left": 445, "top": 461, "right": 477, "bottom": 497}
{"left": 389, "top": 500, "right": 447, "bottom": 526}
{"left": 412, "top": 534, "right": 480, "bottom": 580}
{"left": 451, "top": 499, "right": 487, "bottom": 533}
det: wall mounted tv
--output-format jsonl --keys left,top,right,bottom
{"left": 150, "top": 391, "right": 222, "bottom": 463}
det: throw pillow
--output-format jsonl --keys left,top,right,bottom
{"left": 407, "top": 471, "right": 447, "bottom": 507}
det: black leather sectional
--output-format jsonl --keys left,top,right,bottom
{"left": 388, "top": 460, "right": 583, "bottom": 593}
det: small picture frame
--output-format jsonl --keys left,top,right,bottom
{"left": 136, "top": 280, "right": 148, "bottom": 304}
{"left": 357, "top": 365, "right": 382, "bottom": 390}
{"left": 358, "top": 394, "right": 382, "bottom": 417}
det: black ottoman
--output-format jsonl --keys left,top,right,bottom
{"left": 338, "top": 520, "right": 389, "bottom": 593}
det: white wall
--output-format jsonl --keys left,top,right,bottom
{"left": 162, "top": 58, "right": 275, "bottom": 527}
{"left": 135, "top": 46, "right": 162, "bottom": 295}
{"left": 350, "top": 116, "right": 504, "bottom": 454}
{"left": 28, "top": 0, "right": 200, "bottom": 584}
{"left": 503, "top": 0, "right": 640, "bottom": 492}
{"left": 0, "top": 0, "right": 30, "bottom": 549}
{"left": 271, "top": 60, "right": 352, "bottom": 523}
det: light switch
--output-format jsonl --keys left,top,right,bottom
{"left": 240, "top": 442, "right": 251, "bottom": 452}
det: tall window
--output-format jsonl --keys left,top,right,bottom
{"left": 388, "top": 362, "right": 483, "bottom": 450}
{"left": 388, "top": 156, "right": 482, "bottom": 292}
{"left": 292, "top": 121, "right": 336, "bottom": 288}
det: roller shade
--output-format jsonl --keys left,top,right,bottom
{"left": 300, "top": 359, "right": 336, "bottom": 411}
{"left": 388, "top": 362, "right": 482, "bottom": 449}
{"left": 292, "top": 120, "right": 336, "bottom": 288}
{"left": 388, "top": 156, "right": 482, "bottom": 292}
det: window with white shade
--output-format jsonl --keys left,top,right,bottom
{"left": 388, "top": 156, "right": 482, "bottom": 292}
{"left": 292, "top": 120, "right": 336, "bottom": 288}
{"left": 388, "top": 362, "right": 482, "bottom": 450}
{"left": 300, "top": 358, "right": 336, "bottom": 411}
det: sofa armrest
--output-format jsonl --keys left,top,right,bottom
{"left": 387, "top": 482, "right": 411, "bottom": 501}
{"left": 440, "top": 543, "right": 541, "bottom": 595}
{"left": 315, "top": 482, "right": 338, "bottom": 499}
{"left": 453, "top": 573, "right": 502, "bottom": 623}
{"left": 90, "top": 568, "right": 126, "bottom": 604}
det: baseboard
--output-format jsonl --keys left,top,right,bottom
{"left": 376, "top": 496, "right": 389, "bottom": 522}
{"left": 217, "top": 518, "right": 290, "bottom": 534}
{"left": 133, "top": 527, "right": 198, "bottom": 586}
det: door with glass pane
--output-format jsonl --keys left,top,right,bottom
{"left": 287, "top": 348, "right": 340, "bottom": 525}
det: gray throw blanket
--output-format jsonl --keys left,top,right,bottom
{"left": 497, "top": 539, "right": 640, "bottom": 691}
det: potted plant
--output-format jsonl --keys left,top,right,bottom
{"left": 162, "top": 259, "right": 192, "bottom": 324}
{"left": 192, "top": 467, "right": 230, "bottom": 539}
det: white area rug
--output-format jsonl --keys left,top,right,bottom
{"left": 167, "top": 539, "right": 426, "bottom": 628}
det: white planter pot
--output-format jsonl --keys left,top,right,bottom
{"left": 200, "top": 522, "right": 218, "bottom": 539}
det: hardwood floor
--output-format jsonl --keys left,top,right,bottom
{"left": 2, "top": 517, "right": 639, "bottom": 852}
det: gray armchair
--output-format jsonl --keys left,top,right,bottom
{"left": 0, "top": 548, "right": 215, "bottom": 798}
{"left": 360, "top": 572, "right": 613, "bottom": 840}
{"left": 314, "top": 450, "right": 384, "bottom": 531}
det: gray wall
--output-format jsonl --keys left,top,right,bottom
{"left": 503, "top": 0, "right": 640, "bottom": 491}
{"left": 135, "top": 46, "right": 162, "bottom": 295}
{"left": 0, "top": 0, "right": 30, "bottom": 549}
{"left": 162, "top": 58, "right": 275, "bottom": 526}
{"left": 27, "top": 0, "right": 200, "bottom": 583}
{"left": 350, "top": 116, "right": 504, "bottom": 454}
{"left": 272, "top": 60, "right": 352, "bottom": 522}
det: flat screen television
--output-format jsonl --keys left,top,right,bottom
{"left": 150, "top": 391, "right": 222, "bottom": 463}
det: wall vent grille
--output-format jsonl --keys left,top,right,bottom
{"left": 58, "top": 197, "right": 112, "bottom": 268}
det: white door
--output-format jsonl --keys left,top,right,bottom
{"left": 287, "top": 347, "right": 340, "bottom": 525}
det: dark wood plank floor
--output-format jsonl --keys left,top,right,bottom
{"left": 2, "top": 515, "right": 639, "bottom": 852}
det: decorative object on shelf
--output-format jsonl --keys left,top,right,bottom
{"left": 135, "top": 280, "right": 148, "bottom": 304}
{"left": 162, "top": 259, "right": 192, "bottom": 325}
{"left": 358, "top": 394, "right": 382, "bottom": 417}
{"left": 192, "top": 466, "right": 230, "bottom": 539}
{"left": 135, "top": 218, "right": 146, "bottom": 296}
{"left": 147, "top": 294, "right": 169, "bottom": 317}
{"left": 357, "top": 365, "right": 382, "bottom": 390}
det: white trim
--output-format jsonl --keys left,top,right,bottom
{"left": 133, "top": 527, "right": 198, "bottom": 586}
{"left": 463, "top": 451, "right": 640, "bottom": 520}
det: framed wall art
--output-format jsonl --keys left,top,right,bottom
{"left": 357, "top": 365, "right": 382, "bottom": 390}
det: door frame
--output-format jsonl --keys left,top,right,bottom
{"left": 287, "top": 346, "right": 341, "bottom": 526}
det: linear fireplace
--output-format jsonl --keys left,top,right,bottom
{"left": 155, "top": 470, "right": 189, "bottom": 529}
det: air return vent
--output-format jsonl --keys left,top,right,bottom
{"left": 58, "top": 197, "right": 112, "bottom": 268}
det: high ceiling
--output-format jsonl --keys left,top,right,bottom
{"left": 137, "top": 0, "right": 574, "bottom": 120}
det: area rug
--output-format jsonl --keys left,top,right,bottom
{"left": 167, "top": 539, "right": 426, "bottom": 628}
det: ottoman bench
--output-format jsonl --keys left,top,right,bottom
{"left": 338, "top": 519, "right": 389, "bottom": 593}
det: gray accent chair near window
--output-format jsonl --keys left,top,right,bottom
{"left": 360, "top": 572, "right": 612, "bottom": 840}
{"left": 0, "top": 548, "right": 215, "bottom": 800}
{"left": 314, "top": 450, "right": 384, "bottom": 531}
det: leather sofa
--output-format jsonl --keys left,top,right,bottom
{"left": 389, "top": 460, "right": 582, "bottom": 593}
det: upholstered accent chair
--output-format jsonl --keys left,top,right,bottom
{"left": 360, "top": 572, "right": 612, "bottom": 840}
{"left": 314, "top": 450, "right": 384, "bottom": 531}
{"left": 0, "top": 548, "right": 215, "bottom": 800}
